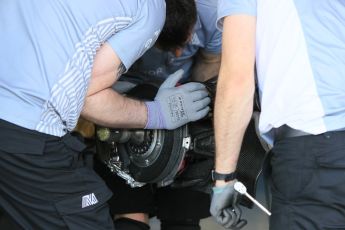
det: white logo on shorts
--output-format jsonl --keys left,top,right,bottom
{"left": 82, "top": 193, "right": 98, "bottom": 208}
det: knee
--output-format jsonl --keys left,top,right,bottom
{"left": 114, "top": 218, "right": 150, "bottom": 230}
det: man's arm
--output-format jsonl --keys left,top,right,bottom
{"left": 190, "top": 50, "right": 221, "bottom": 82}
{"left": 81, "top": 42, "right": 147, "bottom": 128}
{"left": 81, "top": 42, "right": 210, "bottom": 130}
{"left": 214, "top": 15, "right": 256, "bottom": 186}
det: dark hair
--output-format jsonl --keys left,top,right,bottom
{"left": 157, "top": 0, "right": 197, "bottom": 51}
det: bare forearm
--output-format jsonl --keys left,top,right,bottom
{"left": 81, "top": 88, "right": 147, "bottom": 128}
{"left": 214, "top": 74, "right": 254, "bottom": 174}
{"left": 191, "top": 51, "right": 221, "bottom": 82}
{"left": 214, "top": 15, "right": 256, "bottom": 178}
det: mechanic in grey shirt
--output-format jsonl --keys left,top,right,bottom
{"left": 0, "top": 0, "right": 210, "bottom": 229}
{"left": 128, "top": 0, "right": 221, "bottom": 84}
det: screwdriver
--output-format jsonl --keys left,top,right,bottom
{"left": 234, "top": 181, "right": 271, "bottom": 216}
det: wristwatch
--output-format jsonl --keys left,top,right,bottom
{"left": 211, "top": 170, "right": 237, "bottom": 182}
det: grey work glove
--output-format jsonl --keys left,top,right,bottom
{"left": 145, "top": 69, "right": 210, "bottom": 130}
{"left": 210, "top": 180, "right": 247, "bottom": 229}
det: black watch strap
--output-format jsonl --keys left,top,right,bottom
{"left": 211, "top": 170, "right": 237, "bottom": 182}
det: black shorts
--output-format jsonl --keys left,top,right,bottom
{"left": 94, "top": 158, "right": 211, "bottom": 220}
{"left": 0, "top": 120, "right": 114, "bottom": 230}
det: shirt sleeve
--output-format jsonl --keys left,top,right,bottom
{"left": 107, "top": 0, "right": 166, "bottom": 71}
{"left": 217, "top": 0, "right": 257, "bottom": 31}
{"left": 204, "top": 30, "right": 222, "bottom": 54}
{"left": 197, "top": 0, "right": 222, "bottom": 54}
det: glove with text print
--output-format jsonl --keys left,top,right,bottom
{"left": 145, "top": 69, "right": 210, "bottom": 130}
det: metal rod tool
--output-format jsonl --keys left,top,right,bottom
{"left": 234, "top": 181, "right": 271, "bottom": 216}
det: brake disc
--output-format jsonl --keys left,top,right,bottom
{"left": 96, "top": 83, "right": 191, "bottom": 187}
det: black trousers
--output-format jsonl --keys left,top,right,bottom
{"left": 0, "top": 120, "right": 114, "bottom": 230}
{"left": 270, "top": 131, "right": 345, "bottom": 230}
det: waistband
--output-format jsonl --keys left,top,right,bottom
{"left": 0, "top": 119, "right": 85, "bottom": 155}
{"left": 274, "top": 125, "right": 311, "bottom": 142}
{"left": 274, "top": 125, "right": 345, "bottom": 143}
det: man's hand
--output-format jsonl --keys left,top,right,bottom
{"left": 210, "top": 180, "right": 247, "bottom": 229}
{"left": 145, "top": 69, "right": 210, "bottom": 130}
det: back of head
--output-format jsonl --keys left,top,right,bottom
{"left": 157, "top": 0, "right": 197, "bottom": 51}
